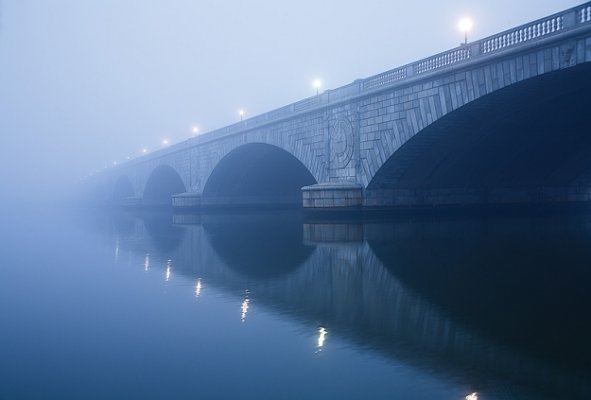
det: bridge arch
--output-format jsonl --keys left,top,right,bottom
{"left": 112, "top": 175, "right": 135, "bottom": 202}
{"left": 366, "top": 62, "right": 591, "bottom": 206}
{"left": 143, "top": 164, "right": 186, "bottom": 206}
{"left": 202, "top": 143, "right": 317, "bottom": 206}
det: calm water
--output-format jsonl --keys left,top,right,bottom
{"left": 1, "top": 206, "right": 590, "bottom": 399}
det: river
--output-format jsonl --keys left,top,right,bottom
{"left": 1, "top": 206, "right": 589, "bottom": 399}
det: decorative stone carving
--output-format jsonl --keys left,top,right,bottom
{"left": 330, "top": 117, "right": 354, "bottom": 169}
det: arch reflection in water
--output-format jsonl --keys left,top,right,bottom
{"left": 101, "top": 209, "right": 591, "bottom": 400}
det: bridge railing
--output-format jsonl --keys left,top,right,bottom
{"left": 414, "top": 46, "right": 472, "bottom": 74}
{"left": 581, "top": 4, "right": 591, "bottom": 22}
{"left": 131, "top": 2, "right": 591, "bottom": 163}
{"left": 480, "top": 12, "right": 564, "bottom": 54}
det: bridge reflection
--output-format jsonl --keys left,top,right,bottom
{"left": 89, "top": 209, "right": 591, "bottom": 399}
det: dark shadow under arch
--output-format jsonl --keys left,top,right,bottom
{"left": 367, "top": 62, "right": 591, "bottom": 205}
{"left": 143, "top": 165, "right": 186, "bottom": 206}
{"left": 202, "top": 143, "right": 317, "bottom": 207}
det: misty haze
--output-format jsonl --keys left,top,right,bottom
{"left": 1, "top": 1, "right": 591, "bottom": 399}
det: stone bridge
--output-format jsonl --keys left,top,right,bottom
{"left": 89, "top": 3, "right": 591, "bottom": 208}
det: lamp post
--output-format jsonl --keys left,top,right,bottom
{"left": 458, "top": 17, "right": 473, "bottom": 45}
{"left": 313, "top": 79, "right": 322, "bottom": 96}
{"left": 239, "top": 109, "right": 245, "bottom": 121}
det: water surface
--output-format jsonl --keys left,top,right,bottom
{"left": 1, "top": 207, "right": 590, "bottom": 399}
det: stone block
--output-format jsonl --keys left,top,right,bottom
{"left": 333, "top": 198, "right": 347, "bottom": 207}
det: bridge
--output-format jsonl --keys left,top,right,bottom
{"left": 88, "top": 3, "right": 591, "bottom": 208}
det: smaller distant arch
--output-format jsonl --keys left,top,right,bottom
{"left": 112, "top": 175, "right": 135, "bottom": 202}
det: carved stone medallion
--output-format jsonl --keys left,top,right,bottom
{"left": 330, "top": 117, "right": 354, "bottom": 168}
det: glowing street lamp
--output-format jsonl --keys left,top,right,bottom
{"left": 458, "top": 17, "right": 473, "bottom": 45}
{"left": 239, "top": 109, "right": 245, "bottom": 121}
{"left": 142, "top": 148, "right": 148, "bottom": 154}
{"left": 192, "top": 126, "right": 199, "bottom": 135}
{"left": 313, "top": 79, "right": 322, "bottom": 95}
{"left": 162, "top": 139, "right": 169, "bottom": 146}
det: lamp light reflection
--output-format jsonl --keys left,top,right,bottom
{"left": 165, "top": 260, "right": 172, "bottom": 282}
{"left": 317, "top": 326, "right": 327, "bottom": 349}
{"left": 465, "top": 393, "right": 478, "bottom": 400}
{"left": 144, "top": 254, "right": 150, "bottom": 272}
{"left": 241, "top": 291, "right": 250, "bottom": 322}
{"left": 114, "top": 236, "right": 120, "bottom": 262}
{"left": 195, "top": 279, "right": 202, "bottom": 298}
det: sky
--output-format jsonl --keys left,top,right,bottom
{"left": 0, "top": 0, "right": 583, "bottom": 202}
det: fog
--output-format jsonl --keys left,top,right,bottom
{"left": 0, "top": 0, "right": 581, "bottom": 205}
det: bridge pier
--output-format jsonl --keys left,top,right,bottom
{"left": 121, "top": 196, "right": 143, "bottom": 207}
{"left": 172, "top": 192, "right": 202, "bottom": 209}
{"left": 302, "top": 183, "right": 363, "bottom": 209}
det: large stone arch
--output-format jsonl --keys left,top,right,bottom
{"left": 201, "top": 142, "right": 318, "bottom": 206}
{"left": 142, "top": 164, "right": 187, "bottom": 206}
{"left": 364, "top": 61, "right": 591, "bottom": 206}
{"left": 194, "top": 121, "right": 327, "bottom": 195}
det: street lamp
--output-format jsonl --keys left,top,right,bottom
{"left": 313, "top": 79, "right": 322, "bottom": 95}
{"left": 458, "top": 17, "right": 473, "bottom": 45}
{"left": 239, "top": 109, "right": 245, "bottom": 121}
{"left": 142, "top": 148, "right": 148, "bottom": 154}
{"left": 162, "top": 139, "right": 169, "bottom": 146}
{"left": 192, "top": 126, "right": 199, "bottom": 135}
